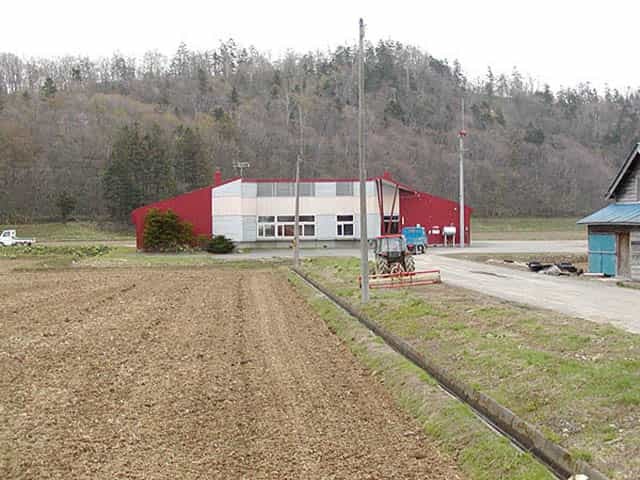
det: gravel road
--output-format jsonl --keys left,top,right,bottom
{"left": 415, "top": 254, "right": 640, "bottom": 334}
{"left": 1, "top": 268, "right": 461, "bottom": 479}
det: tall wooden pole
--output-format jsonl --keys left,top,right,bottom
{"left": 294, "top": 105, "right": 303, "bottom": 267}
{"left": 458, "top": 97, "right": 466, "bottom": 248}
{"left": 358, "top": 18, "right": 370, "bottom": 302}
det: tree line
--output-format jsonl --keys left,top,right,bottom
{"left": 1, "top": 39, "right": 639, "bottom": 222}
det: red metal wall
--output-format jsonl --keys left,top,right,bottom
{"left": 130, "top": 186, "right": 213, "bottom": 249}
{"left": 400, "top": 191, "right": 472, "bottom": 245}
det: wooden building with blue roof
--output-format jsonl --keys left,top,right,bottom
{"left": 578, "top": 144, "right": 640, "bottom": 279}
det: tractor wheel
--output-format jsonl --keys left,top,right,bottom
{"left": 390, "top": 262, "right": 405, "bottom": 275}
{"left": 376, "top": 257, "right": 389, "bottom": 274}
{"left": 405, "top": 255, "right": 416, "bottom": 272}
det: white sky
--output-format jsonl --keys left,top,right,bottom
{"left": 1, "top": 0, "right": 637, "bottom": 92}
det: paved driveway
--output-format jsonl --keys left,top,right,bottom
{"left": 415, "top": 254, "right": 640, "bottom": 334}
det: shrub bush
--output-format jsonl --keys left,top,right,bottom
{"left": 204, "top": 235, "right": 235, "bottom": 254}
{"left": 143, "top": 209, "right": 194, "bottom": 252}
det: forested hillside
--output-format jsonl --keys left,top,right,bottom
{"left": 0, "top": 40, "right": 638, "bottom": 222}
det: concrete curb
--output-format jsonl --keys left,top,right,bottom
{"left": 292, "top": 268, "right": 609, "bottom": 480}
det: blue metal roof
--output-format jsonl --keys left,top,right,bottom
{"left": 577, "top": 203, "right": 640, "bottom": 225}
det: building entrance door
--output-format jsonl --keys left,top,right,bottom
{"left": 588, "top": 233, "right": 617, "bottom": 276}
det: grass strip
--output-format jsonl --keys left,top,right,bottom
{"left": 288, "top": 271, "right": 554, "bottom": 480}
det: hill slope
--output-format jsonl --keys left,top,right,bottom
{"left": 0, "top": 42, "right": 636, "bottom": 221}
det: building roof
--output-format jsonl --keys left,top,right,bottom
{"left": 606, "top": 143, "right": 640, "bottom": 199}
{"left": 577, "top": 203, "right": 640, "bottom": 225}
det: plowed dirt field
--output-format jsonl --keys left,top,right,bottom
{"left": 1, "top": 267, "right": 461, "bottom": 479}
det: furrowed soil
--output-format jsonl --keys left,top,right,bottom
{"left": 0, "top": 267, "right": 461, "bottom": 479}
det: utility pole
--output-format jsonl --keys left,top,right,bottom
{"left": 293, "top": 105, "right": 303, "bottom": 267}
{"left": 293, "top": 155, "right": 301, "bottom": 267}
{"left": 358, "top": 18, "right": 370, "bottom": 302}
{"left": 458, "top": 97, "right": 466, "bottom": 248}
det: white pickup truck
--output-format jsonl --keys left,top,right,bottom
{"left": 0, "top": 229, "right": 36, "bottom": 246}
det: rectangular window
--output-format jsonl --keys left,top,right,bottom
{"left": 336, "top": 182, "right": 354, "bottom": 196}
{"left": 299, "top": 182, "right": 315, "bottom": 197}
{"left": 258, "top": 215, "right": 315, "bottom": 239}
{"left": 258, "top": 224, "right": 275, "bottom": 237}
{"left": 276, "top": 182, "right": 294, "bottom": 197}
{"left": 257, "top": 183, "right": 274, "bottom": 197}
{"left": 337, "top": 214, "right": 355, "bottom": 237}
{"left": 383, "top": 215, "right": 400, "bottom": 234}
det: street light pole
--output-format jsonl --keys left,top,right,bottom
{"left": 458, "top": 97, "right": 466, "bottom": 248}
{"left": 358, "top": 18, "right": 370, "bottom": 302}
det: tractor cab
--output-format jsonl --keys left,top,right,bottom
{"left": 373, "top": 234, "right": 415, "bottom": 274}
{"left": 375, "top": 234, "right": 406, "bottom": 259}
{"left": 361, "top": 234, "right": 441, "bottom": 289}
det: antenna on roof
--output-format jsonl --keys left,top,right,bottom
{"left": 233, "top": 161, "right": 250, "bottom": 177}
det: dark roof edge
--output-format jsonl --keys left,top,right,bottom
{"left": 605, "top": 142, "right": 640, "bottom": 199}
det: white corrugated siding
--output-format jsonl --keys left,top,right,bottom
{"left": 213, "top": 215, "right": 243, "bottom": 242}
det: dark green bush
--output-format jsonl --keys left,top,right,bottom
{"left": 204, "top": 235, "right": 235, "bottom": 254}
{"left": 143, "top": 209, "right": 194, "bottom": 252}
{"left": 195, "top": 234, "right": 212, "bottom": 250}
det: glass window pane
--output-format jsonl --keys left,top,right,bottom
{"left": 258, "top": 216, "right": 275, "bottom": 222}
{"left": 299, "top": 182, "right": 315, "bottom": 196}
{"left": 336, "top": 182, "right": 354, "bottom": 196}
{"left": 304, "top": 224, "right": 315, "bottom": 236}
{"left": 278, "top": 215, "right": 295, "bottom": 222}
{"left": 337, "top": 224, "right": 342, "bottom": 235}
{"left": 283, "top": 224, "right": 295, "bottom": 237}
{"left": 257, "top": 183, "right": 274, "bottom": 197}
{"left": 299, "top": 215, "right": 314, "bottom": 222}
{"left": 337, "top": 215, "right": 353, "bottom": 222}
{"left": 276, "top": 182, "right": 293, "bottom": 196}
{"left": 343, "top": 224, "right": 354, "bottom": 236}
{"left": 264, "top": 225, "right": 275, "bottom": 236}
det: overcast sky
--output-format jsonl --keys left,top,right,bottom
{"left": 2, "top": 0, "right": 637, "bottom": 91}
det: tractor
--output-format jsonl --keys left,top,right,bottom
{"left": 373, "top": 234, "right": 415, "bottom": 274}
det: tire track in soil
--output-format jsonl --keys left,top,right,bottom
{"left": 1, "top": 268, "right": 462, "bottom": 479}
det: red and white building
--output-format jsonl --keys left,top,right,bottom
{"left": 131, "top": 170, "right": 472, "bottom": 249}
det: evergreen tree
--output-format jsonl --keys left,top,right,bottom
{"left": 103, "top": 124, "right": 143, "bottom": 219}
{"left": 142, "top": 123, "right": 175, "bottom": 200}
{"left": 41, "top": 77, "right": 57, "bottom": 98}
{"left": 174, "top": 125, "right": 209, "bottom": 190}
{"left": 103, "top": 122, "right": 178, "bottom": 219}
{"left": 55, "top": 191, "right": 76, "bottom": 221}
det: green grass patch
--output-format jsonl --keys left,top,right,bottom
{"left": 289, "top": 272, "right": 553, "bottom": 480}
{"left": 472, "top": 217, "right": 585, "bottom": 240}
{"left": 300, "top": 257, "right": 640, "bottom": 479}
{"left": 0, "top": 221, "right": 133, "bottom": 241}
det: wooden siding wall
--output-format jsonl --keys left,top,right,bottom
{"left": 632, "top": 230, "right": 640, "bottom": 280}
{"left": 615, "top": 162, "right": 640, "bottom": 203}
